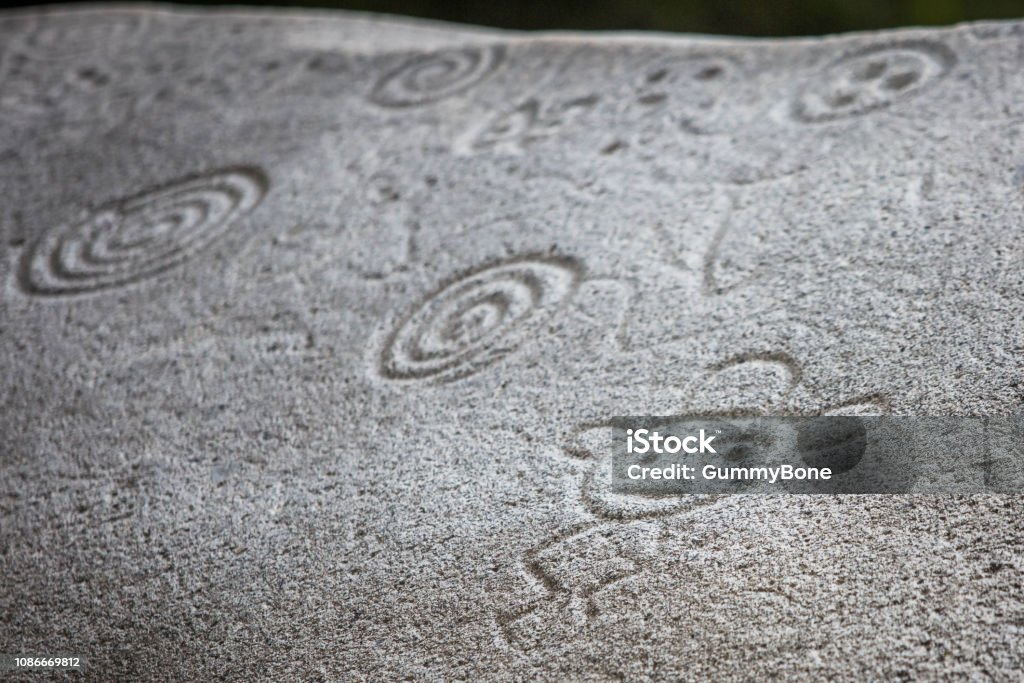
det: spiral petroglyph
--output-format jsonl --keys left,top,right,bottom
{"left": 369, "top": 45, "right": 504, "bottom": 107}
{"left": 379, "top": 257, "right": 580, "bottom": 381}
{"left": 18, "top": 167, "right": 267, "bottom": 296}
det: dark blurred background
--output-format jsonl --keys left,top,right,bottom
{"left": 18, "top": 0, "right": 1024, "bottom": 36}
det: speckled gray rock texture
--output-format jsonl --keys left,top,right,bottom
{"left": 2, "top": 5, "right": 1024, "bottom": 681}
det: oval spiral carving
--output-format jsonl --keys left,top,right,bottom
{"left": 18, "top": 167, "right": 267, "bottom": 296}
{"left": 379, "top": 257, "right": 580, "bottom": 381}
{"left": 370, "top": 45, "right": 504, "bottom": 107}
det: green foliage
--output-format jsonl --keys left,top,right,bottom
{"left": 184, "top": 0, "right": 1024, "bottom": 35}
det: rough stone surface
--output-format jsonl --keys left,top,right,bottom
{"left": 2, "top": 5, "right": 1024, "bottom": 681}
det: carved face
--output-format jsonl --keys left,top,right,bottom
{"left": 792, "top": 41, "right": 956, "bottom": 122}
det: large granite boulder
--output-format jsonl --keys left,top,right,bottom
{"left": 2, "top": 6, "right": 1023, "bottom": 681}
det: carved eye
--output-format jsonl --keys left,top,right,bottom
{"left": 855, "top": 60, "right": 887, "bottom": 80}
{"left": 829, "top": 91, "right": 858, "bottom": 108}
{"left": 695, "top": 65, "right": 724, "bottom": 80}
{"left": 883, "top": 70, "right": 920, "bottom": 91}
{"left": 646, "top": 68, "right": 668, "bottom": 83}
